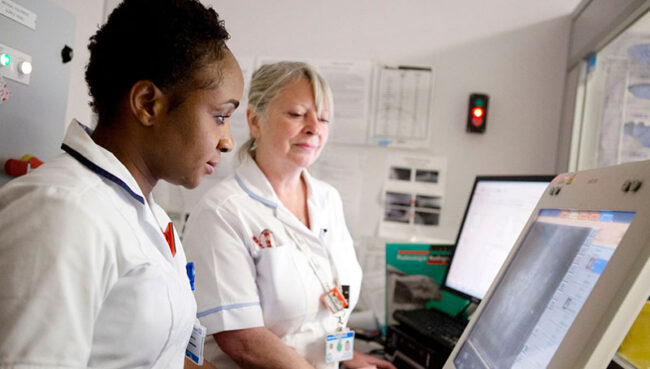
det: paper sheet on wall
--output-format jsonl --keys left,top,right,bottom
{"left": 597, "top": 33, "right": 650, "bottom": 166}
{"left": 378, "top": 153, "right": 446, "bottom": 242}
{"left": 309, "top": 145, "right": 365, "bottom": 236}
{"left": 316, "top": 60, "right": 373, "bottom": 144}
{"left": 257, "top": 57, "right": 373, "bottom": 145}
{"left": 370, "top": 66, "right": 434, "bottom": 149}
{"left": 618, "top": 37, "right": 650, "bottom": 163}
{"left": 358, "top": 269, "right": 387, "bottom": 328}
{"left": 352, "top": 237, "right": 387, "bottom": 315}
{"left": 596, "top": 56, "right": 628, "bottom": 167}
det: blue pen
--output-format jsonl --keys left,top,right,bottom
{"left": 186, "top": 262, "right": 195, "bottom": 291}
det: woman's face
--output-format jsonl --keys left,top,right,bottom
{"left": 252, "top": 77, "right": 330, "bottom": 171}
{"left": 152, "top": 50, "right": 244, "bottom": 189}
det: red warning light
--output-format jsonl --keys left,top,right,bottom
{"left": 467, "top": 93, "right": 489, "bottom": 133}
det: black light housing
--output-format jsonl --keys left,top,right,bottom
{"left": 467, "top": 93, "right": 489, "bottom": 133}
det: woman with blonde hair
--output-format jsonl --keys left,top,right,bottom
{"left": 184, "top": 61, "right": 395, "bottom": 369}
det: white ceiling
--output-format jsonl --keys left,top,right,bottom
{"left": 103, "top": 1, "right": 587, "bottom": 55}
{"left": 209, "top": 0, "right": 585, "bottom": 57}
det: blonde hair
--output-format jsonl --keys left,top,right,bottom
{"left": 238, "top": 61, "right": 334, "bottom": 161}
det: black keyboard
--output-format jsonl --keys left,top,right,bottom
{"left": 393, "top": 308, "right": 466, "bottom": 349}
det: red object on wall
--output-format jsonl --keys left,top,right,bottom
{"left": 466, "top": 93, "right": 489, "bottom": 133}
{"left": 4, "top": 155, "right": 43, "bottom": 177}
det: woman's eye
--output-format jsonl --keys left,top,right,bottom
{"left": 214, "top": 115, "right": 229, "bottom": 124}
{"left": 288, "top": 112, "right": 302, "bottom": 117}
{"left": 319, "top": 118, "right": 330, "bottom": 124}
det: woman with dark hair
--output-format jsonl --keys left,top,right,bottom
{"left": 0, "top": 0, "right": 243, "bottom": 367}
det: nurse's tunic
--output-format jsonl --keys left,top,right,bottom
{"left": 0, "top": 121, "right": 196, "bottom": 368}
{"left": 184, "top": 156, "right": 363, "bottom": 369}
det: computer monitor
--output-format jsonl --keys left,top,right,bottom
{"left": 444, "top": 160, "right": 650, "bottom": 369}
{"left": 444, "top": 175, "right": 554, "bottom": 303}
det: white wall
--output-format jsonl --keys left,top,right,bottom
{"left": 425, "top": 19, "right": 571, "bottom": 242}
{"left": 49, "top": 0, "right": 104, "bottom": 129}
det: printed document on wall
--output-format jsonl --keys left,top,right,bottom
{"left": 310, "top": 145, "right": 365, "bottom": 236}
{"left": 370, "top": 66, "right": 434, "bottom": 149}
{"left": 596, "top": 33, "right": 650, "bottom": 166}
{"left": 257, "top": 57, "right": 373, "bottom": 145}
{"left": 379, "top": 152, "right": 446, "bottom": 241}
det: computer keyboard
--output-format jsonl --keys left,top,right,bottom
{"left": 393, "top": 308, "right": 466, "bottom": 348}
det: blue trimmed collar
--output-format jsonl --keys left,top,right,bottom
{"left": 234, "top": 156, "right": 279, "bottom": 208}
{"left": 61, "top": 120, "right": 145, "bottom": 205}
{"left": 234, "top": 156, "right": 325, "bottom": 233}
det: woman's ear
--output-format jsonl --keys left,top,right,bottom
{"left": 247, "top": 107, "right": 261, "bottom": 139}
{"left": 129, "top": 80, "right": 165, "bottom": 127}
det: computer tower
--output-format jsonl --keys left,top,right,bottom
{"left": 385, "top": 325, "right": 451, "bottom": 369}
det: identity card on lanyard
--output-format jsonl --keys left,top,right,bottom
{"left": 185, "top": 320, "right": 206, "bottom": 365}
{"left": 326, "top": 329, "right": 355, "bottom": 363}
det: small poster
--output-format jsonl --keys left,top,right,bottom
{"left": 370, "top": 65, "right": 434, "bottom": 148}
{"left": 0, "top": 75, "right": 11, "bottom": 104}
{"left": 379, "top": 153, "right": 446, "bottom": 242}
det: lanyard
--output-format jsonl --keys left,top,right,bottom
{"left": 284, "top": 226, "right": 339, "bottom": 295}
{"left": 286, "top": 228, "right": 347, "bottom": 329}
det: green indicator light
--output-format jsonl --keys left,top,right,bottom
{"left": 0, "top": 53, "right": 10, "bottom": 67}
{"left": 474, "top": 98, "right": 484, "bottom": 107}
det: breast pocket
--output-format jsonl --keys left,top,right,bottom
{"left": 255, "top": 246, "right": 307, "bottom": 322}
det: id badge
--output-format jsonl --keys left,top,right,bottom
{"left": 320, "top": 287, "right": 349, "bottom": 313}
{"left": 325, "top": 330, "right": 355, "bottom": 363}
{"left": 185, "top": 320, "right": 206, "bottom": 365}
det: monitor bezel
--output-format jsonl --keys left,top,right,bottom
{"left": 443, "top": 161, "right": 650, "bottom": 369}
{"left": 442, "top": 174, "right": 555, "bottom": 303}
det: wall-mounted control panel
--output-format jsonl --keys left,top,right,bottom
{"left": 0, "top": 43, "right": 32, "bottom": 85}
{"left": 0, "top": 0, "right": 74, "bottom": 187}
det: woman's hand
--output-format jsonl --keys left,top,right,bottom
{"left": 343, "top": 351, "right": 397, "bottom": 369}
{"left": 215, "top": 328, "right": 315, "bottom": 369}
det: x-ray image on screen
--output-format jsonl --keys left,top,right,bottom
{"left": 453, "top": 209, "right": 635, "bottom": 369}
{"left": 457, "top": 221, "right": 593, "bottom": 368}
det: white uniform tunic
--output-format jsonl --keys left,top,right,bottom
{"left": 0, "top": 121, "right": 196, "bottom": 369}
{"left": 183, "top": 157, "right": 362, "bottom": 369}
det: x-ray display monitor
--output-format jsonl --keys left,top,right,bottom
{"left": 444, "top": 176, "right": 553, "bottom": 301}
{"left": 452, "top": 209, "right": 635, "bottom": 369}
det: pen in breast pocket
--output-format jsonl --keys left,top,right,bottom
{"left": 252, "top": 235, "right": 264, "bottom": 249}
{"left": 260, "top": 229, "right": 276, "bottom": 248}
{"left": 253, "top": 229, "right": 277, "bottom": 249}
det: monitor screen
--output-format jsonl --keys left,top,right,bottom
{"left": 444, "top": 176, "right": 554, "bottom": 301}
{"left": 452, "top": 208, "right": 635, "bottom": 369}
